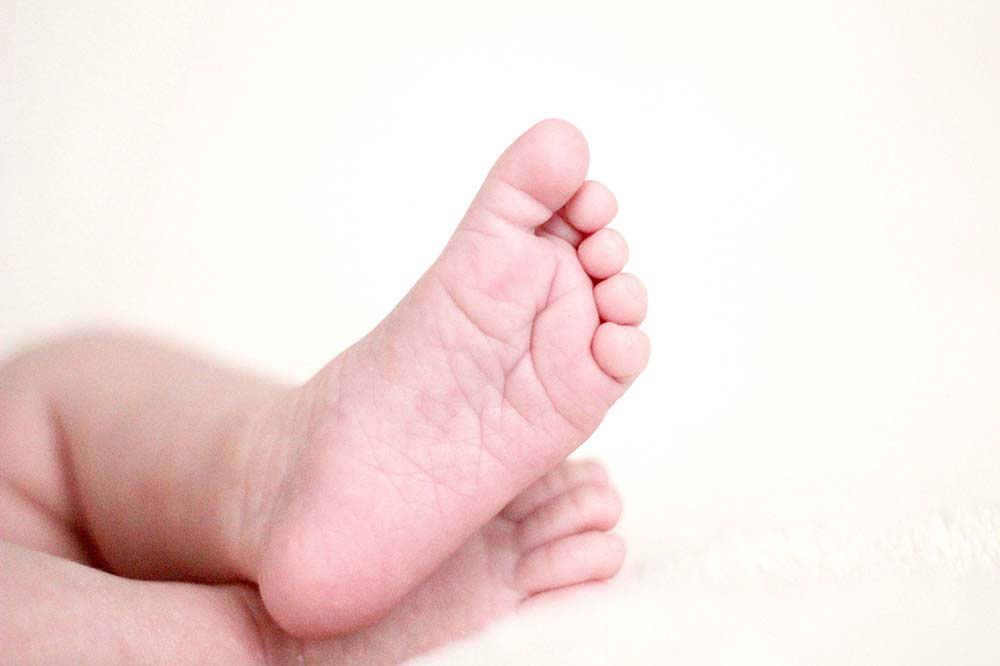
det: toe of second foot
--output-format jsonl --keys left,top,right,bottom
{"left": 515, "top": 483, "right": 623, "bottom": 551}
{"left": 514, "top": 531, "right": 626, "bottom": 595}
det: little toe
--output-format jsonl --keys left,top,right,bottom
{"left": 594, "top": 273, "right": 648, "bottom": 325}
{"left": 515, "top": 484, "right": 622, "bottom": 552}
{"left": 592, "top": 322, "right": 651, "bottom": 382}
{"left": 561, "top": 181, "right": 619, "bottom": 234}
{"left": 514, "top": 532, "right": 626, "bottom": 595}
{"left": 578, "top": 228, "right": 628, "bottom": 280}
{"left": 501, "top": 460, "right": 609, "bottom": 521}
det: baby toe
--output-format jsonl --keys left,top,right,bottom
{"left": 578, "top": 228, "right": 628, "bottom": 280}
{"left": 592, "top": 322, "right": 650, "bottom": 382}
{"left": 502, "top": 459, "right": 609, "bottom": 521}
{"left": 594, "top": 273, "right": 648, "bottom": 325}
{"left": 514, "top": 532, "right": 626, "bottom": 595}
{"left": 515, "top": 483, "right": 622, "bottom": 552}
{"left": 561, "top": 180, "right": 618, "bottom": 234}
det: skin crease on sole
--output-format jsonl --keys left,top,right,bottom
{"left": 247, "top": 119, "right": 650, "bottom": 638}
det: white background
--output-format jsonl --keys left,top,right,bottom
{"left": 3, "top": 1, "right": 999, "bottom": 662}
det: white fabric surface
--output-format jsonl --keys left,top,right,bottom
{"left": 2, "top": 1, "right": 998, "bottom": 663}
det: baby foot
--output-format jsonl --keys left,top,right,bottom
{"left": 263, "top": 460, "right": 626, "bottom": 664}
{"left": 241, "top": 120, "right": 650, "bottom": 637}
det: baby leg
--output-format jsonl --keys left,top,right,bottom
{"left": 0, "top": 332, "right": 283, "bottom": 581}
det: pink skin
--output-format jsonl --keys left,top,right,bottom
{"left": 0, "top": 119, "right": 649, "bottom": 658}
{"left": 309, "top": 459, "right": 626, "bottom": 665}
{"left": 249, "top": 119, "right": 649, "bottom": 636}
{"left": 1, "top": 460, "right": 625, "bottom": 664}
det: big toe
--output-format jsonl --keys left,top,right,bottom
{"left": 465, "top": 119, "right": 590, "bottom": 231}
